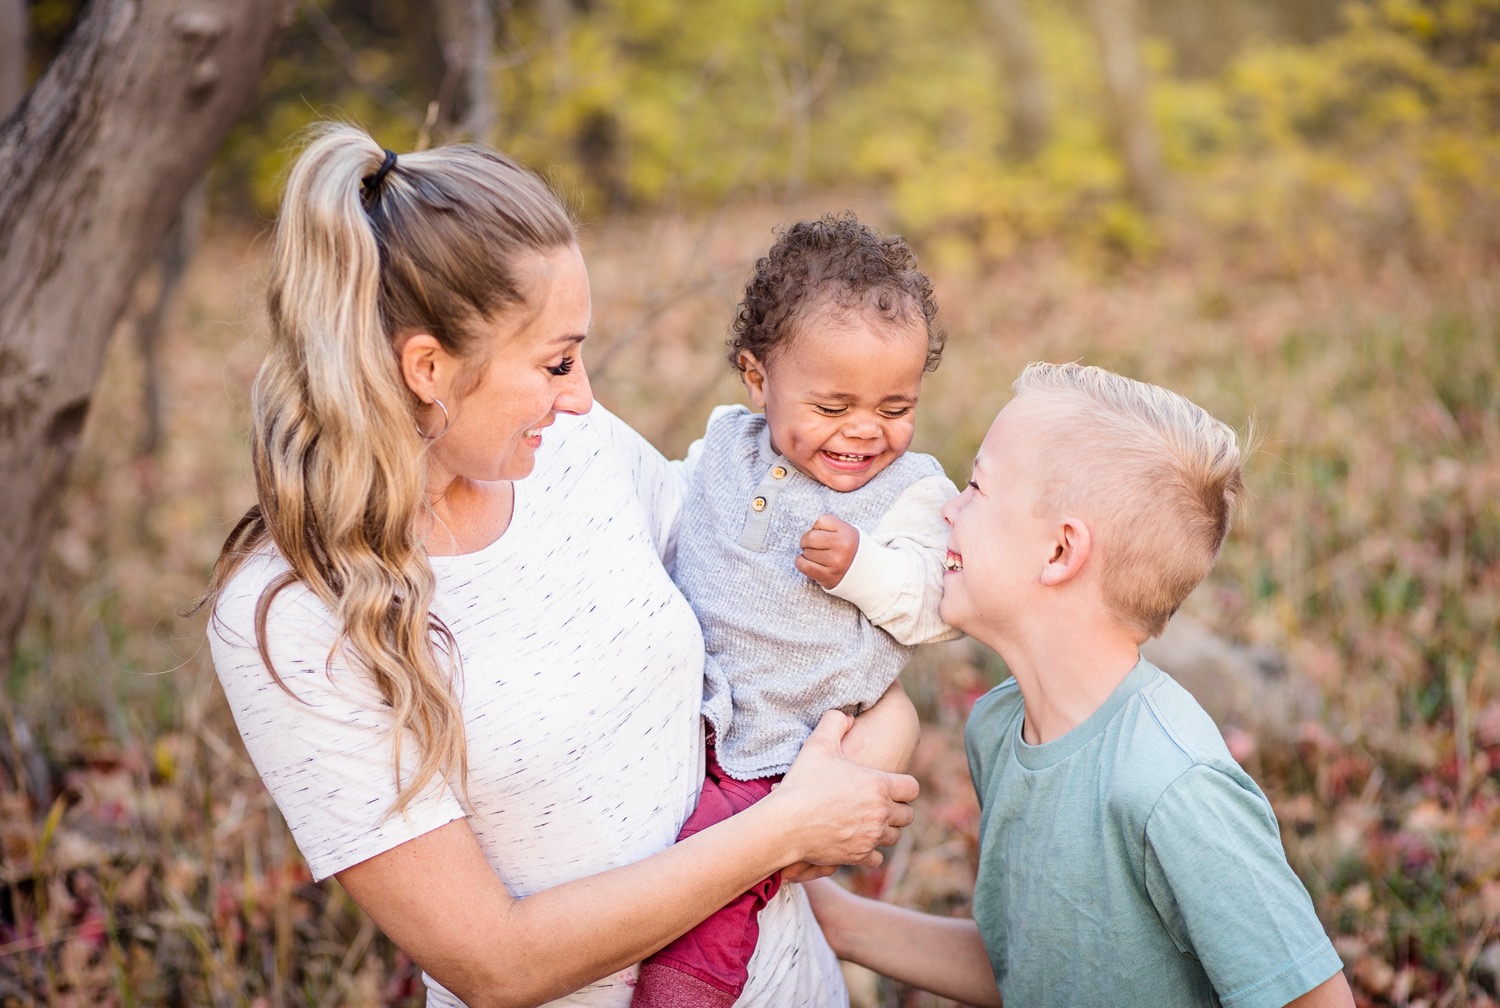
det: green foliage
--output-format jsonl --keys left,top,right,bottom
{"left": 1160, "top": 0, "right": 1500, "bottom": 266}
{"left": 498, "top": 0, "right": 1496, "bottom": 268}
{"left": 214, "top": 0, "right": 1499, "bottom": 268}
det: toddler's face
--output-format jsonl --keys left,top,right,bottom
{"left": 743, "top": 303, "right": 928, "bottom": 493}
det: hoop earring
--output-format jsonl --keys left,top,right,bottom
{"left": 417, "top": 397, "right": 451, "bottom": 439}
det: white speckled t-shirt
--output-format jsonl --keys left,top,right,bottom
{"left": 209, "top": 405, "right": 847, "bottom": 1008}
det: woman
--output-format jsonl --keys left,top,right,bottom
{"left": 205, "top": 123, "right": 918, "bottom": 1008}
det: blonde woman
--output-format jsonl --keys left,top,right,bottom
{"left": 205, "top": 123, "right": 917, "bottom": 1008}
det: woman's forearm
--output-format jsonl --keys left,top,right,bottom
{"left": 339, "top": 711, "right": 916, "bottom": 1008}
{"left": 345, "top": 799, "right": 800, "bottom": 1007}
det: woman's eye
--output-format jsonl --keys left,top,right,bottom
{"left": 548, "top": 356, "right": 576, "bottom": 376}
{"left": 967, "top": 479, "right": 980, "bottom": 492}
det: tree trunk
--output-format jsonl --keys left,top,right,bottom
{"left": 984, "top": 0, "right": 1050, "bottom": 161}
{"left": 539, "top": 0, "right": 571, "bottom": 90}
{"left": 0, "top": 0, "right": 25, "bottom": 121}
{"left": 1086, "top": 0, "right": 1164, "bottom": 212}
{"left": 434, "top": 0, "right": 498, "bottom": 145}
{"left": 0, "top": 0, "right": 293, "bottom": 674}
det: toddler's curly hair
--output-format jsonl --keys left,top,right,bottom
{"left": 728, "top": 212, "right": 944, "bottom": 374}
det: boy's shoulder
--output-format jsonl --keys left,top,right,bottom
{"left": 1129, "top": 665, "right": 1236, "bottom": 764}
{"left": 966, "top": 661, "right": 1260, "bottom": 813}
{"left": 969, "top": 677, "right": 1024, "bottom": 732}
{"left": 1114, "top": 668, "right": 1251, "bottom": 790}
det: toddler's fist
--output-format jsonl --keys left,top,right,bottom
{"left": 796, "top": 514, "right": 859, "bottom": 589}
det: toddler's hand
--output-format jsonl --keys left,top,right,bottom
{"left": 796, "top": 514, "right": 859, "bottom": 589}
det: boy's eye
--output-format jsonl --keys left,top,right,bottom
{"left": 813, "top": 404, "right": 848, "bottom": 416}
{"left": 548, "top": 356, "right": 576, "bottom": 376}
{"left": 879, "top": 407, "right": 912, "bottom": 418}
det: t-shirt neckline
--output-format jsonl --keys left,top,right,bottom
{"left": 427, "top": 477, "right": 532, "bottom": 571}
{"left": 1012, "top": 657, "right": 1158, "bottom": 770}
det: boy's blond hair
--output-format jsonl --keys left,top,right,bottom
{"left": 1012, "top": 362, "right": 1244, "bottom": 637}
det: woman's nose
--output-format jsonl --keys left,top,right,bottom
{"left": 557, "top": 364, "right": 594, "bottom": 416}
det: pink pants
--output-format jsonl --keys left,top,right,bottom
{"left": 631, "top": 743, "right": 782, "bottom": 1007}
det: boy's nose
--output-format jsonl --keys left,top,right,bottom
{"left": 941, "top": 487, "right": 968, "bottom": 526}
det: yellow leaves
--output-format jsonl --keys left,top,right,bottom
{"left": 1380, "top": 0, "right": 1439, "bottom": 40}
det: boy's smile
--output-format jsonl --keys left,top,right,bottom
{"left": 740, "top": 300, "right": 929, "bottom": 493}
{"left": 939, "top": 399, "right": 1053, "bottom": 641}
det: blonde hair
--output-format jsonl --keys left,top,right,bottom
{"left": 205, "top": 123, "right": 575, "bottom": 815}
{"left": 1011, "top": 362, "right": 1244, "bottom": 638}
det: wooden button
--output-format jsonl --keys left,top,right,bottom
{"left": 751, "top": 496, "right": 767, "bottom": 512}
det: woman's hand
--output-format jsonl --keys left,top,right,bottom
{"left": 764, "top": 709, "right": 919, "bottom": 870}
{"left": 333, "top": 711, "right": 913, "bottom": 1008}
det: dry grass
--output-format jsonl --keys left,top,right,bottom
{"left": 2, "top": 197, "right": 1496, "bottom": 1006}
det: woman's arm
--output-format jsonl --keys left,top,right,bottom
{"left": 337, "top": 710, "right": 917, "bottom": 1008}
{"left": 779, "top": 680, "right": 920, "bottom": 884}
{"left": 804, "top": 877, "right": 1001, "bottom": 1008}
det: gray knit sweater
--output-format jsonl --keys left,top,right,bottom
{"left": 674, "top": 406, "right": 951, "bottom": 780}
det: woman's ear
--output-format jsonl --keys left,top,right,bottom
{"left": 1040, "top": 517, "right": 1092, "bottom": 587}
{"left": 398, "top": 332, "right": 449, "bottom": 403}
{"left": 739, "top": 351, "right": 769, "bottom": 410}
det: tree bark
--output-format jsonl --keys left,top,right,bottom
{"left": 984, "top": 0, "right": 1050, "bottom": 161}
{"left": 1086, "top": 0, "right": 1164, "bottom": 212}
{"left": 0, "top": 0, "right": 294, "bottom": 673}
{"left": 0, "top": 0, "right": 25, "bottom": 121}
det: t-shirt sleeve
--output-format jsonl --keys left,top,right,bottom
{"left": 826, "top": 472, "right": 961, "bottom": 645}
{"left": 208, "top": 572, "right": 467, "bottom": 882}
{"left": 586, "top": 403, "right": 684, "bottom": 566}
{"left": 1143, "top": 764, "right": 1344, "bottom": 1008}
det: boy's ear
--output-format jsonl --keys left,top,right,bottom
{"left": 1039, "top": 517, "right": 1092, "bottom": 587}
{"left": 398, "top": 331, "right": 452, "bottom": 403}
{"left": 739, "top": 351, "right": 769, "bottom": 410}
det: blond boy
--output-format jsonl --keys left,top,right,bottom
{"left": 809, "top": 363, "right": 1353, "bottom": 1008}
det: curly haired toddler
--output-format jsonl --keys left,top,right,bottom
{"left": 631, "top": 213, "right": 959, "bottom": 1007}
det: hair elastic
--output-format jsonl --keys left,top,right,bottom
{"left": 362, "top": 148, "right": 398, "bottom": 199}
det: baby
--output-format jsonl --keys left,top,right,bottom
{"left": 632, "top": 213, "right": 958, "bottom": 1007}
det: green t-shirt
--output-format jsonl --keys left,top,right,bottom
{"left": 965, "top": 658, "right": 1343, "bottom": 1008}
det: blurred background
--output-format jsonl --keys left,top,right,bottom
{"left": 1, "top": 0, "right": 1497, "bottom": 1004}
